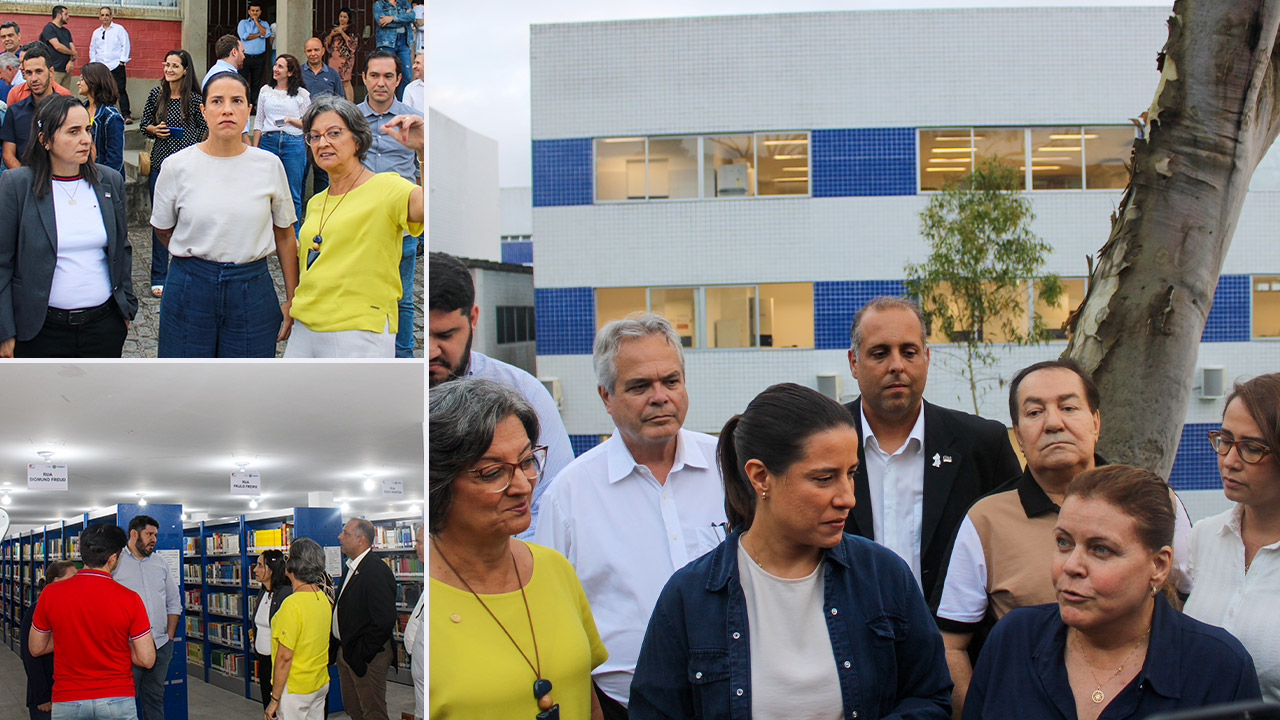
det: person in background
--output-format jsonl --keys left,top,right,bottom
{"left": 429, "top": 377, "right": 608, "bottom": 720}
{"left": 963, "top": 465, "right": 1261, "bottom": 719}
{"left": 253, "top": 53, "right": 310, "bottom": 234}
{"left": 331, "top": 518, "right": 397, "bottom": 720}
{"left": 268, "top": 537, "right": 335, "bottom": 720}
{"left": 372, "top": 0, "right": 413, "bottom": 100}
{"left": 411, "top": 0, "right": 424, "bottom": 59}
{"left": 112, "top": 515, "right": 181, "bottom": 720}
{"left": 0, "top": 94, "right": 135, "bottom": 358}
{"left": 88, "top": 6, "right": 130, "bottom": 122}
{"left": 78, "top": 61, "right": 123, "bottom": 173}
{"left": 38, "top": 6, "right": 75, "bottom": 94}
{"left": 357, "top": 51, "right": 422, "bottom": 358}
{"left": 402, "top": 525, "right": 425, "bottom": 720}
{"left": 402, "top": 54, "right": 423, "bottom": 114}
{"left": 629, "top": 383, "right": 952, "bottom": 720}
{"left": 1185, "top": 372, "right": 1280, "bottom": 701}
{"left": 0, "top": 21, "right": 22, "bottom": 75}
{"left": 139, "top": 48, "right": 205, "bottom": 298}
{"left": 300, "top": 36, "right": 340, "bottom": 201}
{"left": 322, "top": 8, "right": 356, "bottom": 102}
{"left": 1, "top": 43, "right": 60, "bottom": 169}
{"left": 237, "top": 0, "right": 271, "bottom": 109}
{"left": 20, "top": 561, "right": 76, "bottom": 720}
{"left": 29, "top": 523, "right": 155, "bottom": 719}
{"left": 0, "top": 53, "right": 18, "bottom": 103}
{"left": 201, "top": 35, "right": 249, "bottom": 146}
{"left": 253, "top": 549, "right": 293, "bottom": 712}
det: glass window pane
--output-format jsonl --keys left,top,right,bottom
{"left": 919, "top": 129, "right": 972, "bottom": 191}
{"left": 647, "top": 137, "right": 699, "bottom": 199}
{"left": 922, "top": 281, "right": 1027, "bottom": 343}
{"left": 1083, "top": 127, "right": 1134, "bottom": 189}
{"left": 1034, "top": 277, "right": 1086, "bottom": 340}
{"left": 757, "top": 133, "right": 809, "bottom": 196}
{"left": 759, "top": 283, "right": 814, "bottom": 348}
{"left": 704, "top": 135, "right": 755, "bottom": 198}
{"left": 973, "top": 128, "right": 1025, "bottom": 190}
{"left": 705, "top": 286, "right": 757, "bottom": 348}
{"left": 596, "top": 138, "right": 646, "bottom": 201}
{"left": 1030, "top": 128, "right": 1083, "bottom": 190}
{"left": 650, "top": 288, "right": 699, "bottom": 348}
{"left": 515, "top": 305, "right": 529, "bottom": 341}
{"left": 1254, "top": 276, "right": 1280, "bottom": 338}
{"left": 595, "top": 287, "right": 646, "bottom": 330}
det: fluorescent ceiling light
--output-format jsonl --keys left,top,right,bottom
{"left": 773, "top": 177, "right": 809, "bottom": 182}
{"left": 772, "top": 154, "right": 806, "bottom": 160}
{"left": 1024, "top": 166, "right": 1062, "bottom": 170}
{"left": 1032, "top": 156, "right": 1073, "bottom": 161}
{"left": 929, "top": 157, "right": 971, "bottom": 163}
{"left": 1037, "top": 146, "right": 1081, "bottom": 152}
{"left": 782, "top": 167, "right": 808, "bottom": 171}
{"left": 931, "top": 148, "right": 974, "bottom": 154}
{"left": 926, "top": 167, "right": 967, "bottom": 172}
{"left": 1049, "top": 134, "right": 1098, "bottom": 139}
{"left": 762, "top": 139, "right": 808, "bottom": 145}
{"left": 601, "top": 137, "right": 643, "bottom": 143}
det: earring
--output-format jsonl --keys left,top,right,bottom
{"left": 1150, "top": 585, "right": 1158, "bottom": 597}
{"left": 761, "top": 490, "right": 769, "bottom": 501}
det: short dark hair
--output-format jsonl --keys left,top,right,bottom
{"left": 51, "top": 5, "right": 66, "bottom": 18}
{"left": 428, "top": 252, "right": 474, "bottom": 314}
{"left": 364, "top": 49, "right": 401, "bottom": 78}
{"left": 849, "top": 295, "right": 926, "bottom": 355}
{"left": 720, "top": 383, "right": 857, "bottom": 531}
{"left": 258, "top": 549, "right": 288, "bottom": 592}
{"left": 1008, "top": 358, "right": 1100, "bottom": 426}
{"left": 19, "top": 41, "right": 52, "bottom": 70}
{"left": 247, "top": 0, "right": 262, "bottom": 9}
{"left": 347, "top": 518, "right": 375, "bottom": 546}
{"left": 45, "top": 560, "right": 76, "bottom": 582}
{"left": 0, "top": 21, "right": 20, "bottom": 35}
{"left": 80, "top": 523, "right": 128, "bottom": 568}
{"left": 79, "top": 61, "right": 119, "bottom": 106}
{"left": 128, "top": 514, "right": 159, "bottom": 535}
{"left": 215, "top": 34, "right": 240, "bottom": 60}
{"left": 100, "top": 5, "right": 112, "bottom": 13}
{"left": 1224, "top": 373, "right": 1280, "bottom": 456}
{"left": 202, "top": 70, "right": 249, "bottom": 101}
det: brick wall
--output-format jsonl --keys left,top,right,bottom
{"left": 0, "top": 13, "right": 180, "bottom": 80}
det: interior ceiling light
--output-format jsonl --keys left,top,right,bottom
{"left": 37, "top": 450, "right": 55, "bottom": 462}
{"left": 249, "top": 497, "right": 259, "bottom": 509}
{"left": 137, "top": 493, "right": 147, "bottom": 506}
{"left": 931, "top": 148, "right": 974, "bottom": 154}
{"left": 926, "top": 167, "right": 968, "bottom": 172}
{"left": 771, "top": 154, "right": 806, "bottom": 159}
{"left": 362, "top": 473, "right": 376, "bottom": 491}
{"left": 1037, "top": 146, "right": 1081, "bottom": 152}
{"left": 1048, "top": 134, "right": 1097, "bottom": 139}
{"left": 234, "top": 460, "right": 251, "bottom": 471}
{"left": 408, "top": 503, "right": 420, "bottom": 515}
{"left": 601, "top": 137, "right": 643, "bottom": 143}
{"left": 762, "top": 139, "right": 809, "bottom": 145}
{"left": 928, "top": 157, "right": 971, "bottom": 163}
{"left": 1, "top": 493, "right": 11, "bottom": 506}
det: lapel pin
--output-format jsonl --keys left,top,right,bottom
{"left": 943, "top": 455, "right": 953, "bottom": 464}
{"left": 932, "top": 453, "right": 942, "bottom": 468}
{"left": 105, "top": 192, "right": 112, "bottom": 198}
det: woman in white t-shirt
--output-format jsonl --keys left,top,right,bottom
{"left": 149, "top": 71, "right": 298, "bottom": 358}
{"left": 253, "top": 549, "right": 292, "bottom": 711}
{"left": 254, "top": 54, "right": 310, "bottom": 234}
{"left": 0, "top": 94, "right": 137, "bottom": 358}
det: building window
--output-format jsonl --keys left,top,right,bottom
{"left": 1254, "top": 276, "right": 1280, "bottom": 338}
{"left": 1034, "top": 277, "right": 1087, "bottom": 340}
{"left": 496, "top": 306, "right": 536, "bottom": 344}
{"left": 919, "top": 127, "right": 1133, "bottom": 192}
{"left": 596, "top": 132, "right": 809, "bottom": 202}
{"left": 593, "top": 283, "right": 815, "bottom": 349}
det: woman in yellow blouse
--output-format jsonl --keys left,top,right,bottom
{"left": 266, "top": 538, "right": 334, "bottom": 720}
{"left": 284, "top": 95, "right": 423, "bottom": 358}
{"left": 429, "top": 377, "right": 608, "bottom": 720}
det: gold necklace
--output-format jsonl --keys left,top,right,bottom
{"left": 1073, "top": 629, "right": 1150, "bottom": 704}
{"left": 54, "top": 176, "right": 82, "bottom": 206}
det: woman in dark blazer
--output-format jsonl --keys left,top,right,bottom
{"left": 252, "top": 549, "right": 293, "bottom": 710}
{"left": 0, "top": 94, "right": 136, "bottom": 358}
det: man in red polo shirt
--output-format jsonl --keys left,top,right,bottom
{"left": 29, "top": 522, "right": 156, "bottom": 719}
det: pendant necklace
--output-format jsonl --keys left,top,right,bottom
{"left": 1073, "top": 629, "right": 1149, "bottom": 704}
{"left": 433, "top": 536, "right": 559, "bottom": 719}
{"left": 54, "top": 176, "right": 82, "bottom": 206}
{"left": 308, "top": 166, "right": 365, "bottom": 269}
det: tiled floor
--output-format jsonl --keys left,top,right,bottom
{"left": 0, "top": 643, "right": 415, "bottom": 719}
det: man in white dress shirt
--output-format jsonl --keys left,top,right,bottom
{"left": 534, "top": 313, "right": 726, "bottom": 720}
{"left": 89, "top": 7, "right": 130, "bottom": 121}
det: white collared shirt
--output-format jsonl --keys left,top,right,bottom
{"left": 332, "top": 547, "right": 371, "bottom": 641}
{"left": 533, "top": 427, "right": 725, "bottom": 706}
{"left": 861, "top": 405, "right": 926, "bottom": 586}
{"left": 89, "top": 22, "right": 130, "bottom": 70}
{"left": 1185, "top": 504, "right": 1280, "bottom": 701}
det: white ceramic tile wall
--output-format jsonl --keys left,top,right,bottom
{"left": 429, "top": 109, "right": 502, "bottom": 261}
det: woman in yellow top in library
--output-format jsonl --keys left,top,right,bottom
{"left": 266, "top": 537, "right": 334, "bottom": 720}
{"left": 284, "top": 95, "right": 424, "bottom": 358}
{"left": 429, "top": 377, "right": 608, "bottom": 720}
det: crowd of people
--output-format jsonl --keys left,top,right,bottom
{"left": 428, "top": 255, "right": 1280, "bottom": 719}
{"left": 0, "top": 5, "right": 425, "bottom": 358}
{"left": 19, "top": 514, "right": 428, "bottom": 720}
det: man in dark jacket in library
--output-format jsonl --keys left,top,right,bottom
{"left": 331, "top": 517, "right": 397, "bottom": 720}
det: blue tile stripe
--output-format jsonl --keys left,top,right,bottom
{"left": 569, "top": 434, "right": 601, "bottom": 457}
{"left": 812, "top": 128, "right": 917, "bottom": 197}
{"left": 535, "top": 287, "right": 595, "bottom": 355}
{"left": 501, "top": 242, "right": 534, "bottom": 265}
{"left": 1201, "top": 274, "right": 1250, "bottom": 342}
{"left": 813, "top": 280, "right": 908, "bottom": 349}
{"left": 1168, "top": 422, "right": 1221, "bottom": 491}
{"left": 533, "top": 138, "right": 593, "bottom": 207}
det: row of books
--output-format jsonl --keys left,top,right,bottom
{"left": 183, "top": 565, "right": 201, "bottom": 584}
{"left": 187, "top": 642, "right": 204, "bottom": 665}
{"left": 207, "top": 621, "right": 244, "bottom": 648}
{"left": 184, "top": 589, "right": 202, "bottom": 609}
{"left": 210, "top": 648, "right": 243, "bottom": 677}
{"left": 206, "top": 562, "right": 242, "bottom": 583}
{"left": 185, "top": 616, "right": 202, "bottom": 638}
{"left": 208, "top": 592, "right": 242, "bottom": 616}
{"left": 380, "top": 556, "right": 424, "bottom": 576}
{"left": 373, "top": 525, "right": 416, "bottom": 549}
{"left": 394, "top": 584, "right": 421, "bottom": 609}
{"left": 206, "top": 534, "right": 240, "bottom": 555}
{"left": 183, "top": 537, "right": 199, "bottom": 555}
{"left": 249, "top": 524, "right": 293, "bottom": 550}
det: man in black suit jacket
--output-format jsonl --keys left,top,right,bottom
{"left": 842, "top": 297, "right": 1021, "bottom": 604}
{"left": 331, "top": 518, "right": 397, "bottom": 720}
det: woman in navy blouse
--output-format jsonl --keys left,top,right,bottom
{"left": 963, "top": 465, "right": 1260, "bottom": 720}
{"left": 630, "top": 383, "right": 951, "bottom": 720}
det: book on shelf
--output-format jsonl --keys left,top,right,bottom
{"left": 183, "top": 537, "right": 198, "bottom": 555}
{"left": 206, "top": 533, "right": 240, "bottom": 555}
{"left": 208, "top": 592, "right": 242, "bottom": 616}
{"left": 206, "top": 562, "right": 242, "bottom": 584}
{"left": 373, "top": 525, "right": 415, "bottom": 549}
{"left": 186, "top": 642, "right": 204, "bottom": 664}
{"left": 184, "top": 588, "right": 202, "bottom": 608}
{"left": 381, "top": 556, "right": 424, "bottom": 576}
{"left": 249, "top": 523, "right": 293, "bottom": 551}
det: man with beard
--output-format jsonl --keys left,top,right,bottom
{"left": 1, "top": 43, "right": 60, "bottom": 168}
{"left": 428, "top": 251, "right": 573, "bottom": 538}
{"left": 112, "top": 515, "right": 180, "bottom": 720}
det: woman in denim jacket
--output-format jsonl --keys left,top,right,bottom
{"left": 631, "top": 383, "right": 952, "bottom": 720}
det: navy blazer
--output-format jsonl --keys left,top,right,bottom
{"left": 963, "top": 597, "right": 1261, "bottom": 720}
{"left": 0, "top": 165, "right": 137, "bottom": 342}
{"left": 630, "top": 531, "right": 953, "bottom": 720}
{"left": 330, "top": 552, "right": 397, "bottom": 676}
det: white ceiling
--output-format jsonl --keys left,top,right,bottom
{"left": 0, "top": 362, "right": 424, "bottom": 534}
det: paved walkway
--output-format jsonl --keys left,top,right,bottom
{"left": 122, "top": 228, "right": 424, "bottom": 358}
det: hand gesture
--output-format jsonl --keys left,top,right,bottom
{"left": 379, "top": 15, "right": 392, "bottom": 26}
{"left": 381, "top": 115, "right": 423, "bottom": 152}
{"left": 0, "top": 337, "right": 14, "bottom": 358}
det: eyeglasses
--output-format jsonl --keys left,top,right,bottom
{"left": 304, "top": 128, "right": 347, "bottom": 145}
{"left": 1207, "top": 430, "right": 1274, "bottom": 465}
{"left": 464, "top": 446, "right": 548, "bottom": 493}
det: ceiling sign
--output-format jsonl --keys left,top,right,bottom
{"left": 231, "top": 471, "right": 261, "bottom": 496}
{"left": 382, "top": 478, "right": 404, "bottom": 497}
{"left": 28, "top": 463, "right": 68, "bottom": 491}
{"left": 0, "top": 507, "right": 9, "bottom": 540}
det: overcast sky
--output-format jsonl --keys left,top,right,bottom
{"left": 428, "top": 0, "right": 1172, "bottom": 187}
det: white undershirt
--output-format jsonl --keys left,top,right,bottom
{"left": 737, "top": 543, "right": 842, "bottom": 720}
{"left": 48, "top": 177, "right": 112, "bottom": 311}
{"left": 254, "top": 589, "right": 273, "bottom": 655}
{"left": 861, "top": 406, "right": 926, "bottom": 586}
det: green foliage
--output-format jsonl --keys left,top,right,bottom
{"left": 905, "top": 156, "right": 1064, "bottom": 412}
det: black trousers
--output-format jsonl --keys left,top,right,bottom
{"left": 242, "top": 53, "right": 267, "bottom": 108}
{"left": 110, "top": 62, "right": 130, "bottom": 117}
{"left": 594, "top": 682, "right": 628, "bottom": 720}
{"left": 256, "top": 653, "right": 274, "bottom": 710}
{"left": 15, "top": 301, "right": 127, "bottom": 357}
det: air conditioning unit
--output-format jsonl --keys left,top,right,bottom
{"left": 540, "top": 377, "right": 563, "bottom": 410}
{"left": 817, "top": 373, "right": 842, "bottom": 401}
{"left": 716, "top": 163, "right": 749, "bottom": 196}
{"left": 1199, "top": 366, "right": 1226, "bottom": 400}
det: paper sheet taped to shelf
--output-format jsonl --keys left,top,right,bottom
{"left": 326, "top": 546, "right": 342, "bottom": 576}
{"left": 159, "top": 550, "right": 181, "bottom": 588}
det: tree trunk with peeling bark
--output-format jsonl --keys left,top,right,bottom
{"left": 1065, "top": 0, "right": 1280, "bottom": 477}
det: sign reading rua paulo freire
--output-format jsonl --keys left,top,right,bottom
{"left": 231, "top": 471, "right": 261, "bottom": 496}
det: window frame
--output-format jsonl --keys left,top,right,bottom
{"left": 917, "top": 126, "right": 1134, "bottom": 194}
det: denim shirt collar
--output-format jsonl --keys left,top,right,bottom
{"left": 705, "top": 529, "right": 852, "bottom": 592}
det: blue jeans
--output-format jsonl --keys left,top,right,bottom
{"left": 258, "top": 132, "right": 305, "bottom": 234}
{"left": 397, "top": 234, "right": 420, "bottom": 358}
{"left": 147, "top": 164, "right": 168, "bottom": 287}
{"left": 158, "top": 255, "right": 283, "bottom": 358}
{"left": 132, "top": 639, "right": 172, "bottom": 720}
{"left": 52, "top": 697, "right": 137, "bottom": 720}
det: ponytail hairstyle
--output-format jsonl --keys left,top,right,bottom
{"left": 719, "top": 383, "right": 857, "bottom": 532}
